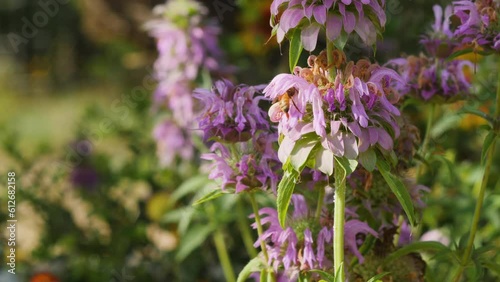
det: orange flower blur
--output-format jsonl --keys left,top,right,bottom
{"left": 30, "top": 272, "right": 59, "bottom": 282}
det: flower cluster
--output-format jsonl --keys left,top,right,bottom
{"left": 452, "top": 0, "right": 500, "bottom": 52}
{"left": 194, "top": 79, "right": 270, "bottom": 142}
{"left": 252, "top": 194, "right": 377, "bottom": 280}
{"left": 146, "top": 0, "right": 229, "bottom": 165}
{"left": 153, "top": 121, "right": 193, "bottom": 167}
{"left": 265, "top": 50, "right": 403, "bottom": 170}
{"left": 420, "top": 5, "right": 460, "bottom": 58}
{"left": 196, "top": 79, "right": 281, "bottom": 193}
{"left": 387, "top": 54, "right": 473, "bottom": 102}
{"left": 201, "top": 134, "right": 281, "bottom": 193}
{"left": 270, "top": 0, "right": 386, "bottom": 51}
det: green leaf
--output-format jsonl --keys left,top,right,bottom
{"left": 481, "top": 131, "right": 497, "bottom": 165}
{"left": 446, "top": 48, "right": 474, "bottom": 61}
{"left": 192, "top": 189, "right": 226, "bottom": 206}
{"left": 359, "top": 149, "right": 377, "bottom": 172}
{"left": 446, "top": 48, "right": 490, "bottom": 61}
{"left": 366, "top": 272, "right": 390, "bottom": 282}
{"left": 431, "top": 155, "right": 458, "bottom": 184}
{"left": 290, "top": 135, "right": 320, "bottom": 171}
{"left": 335, "top": 156, "right": 358, "bottom": 176}
{"left": 334, "top": 262, "right": 344, "bottom": 282}
{"left": 482, "top": 261, "right": 500, "bottom": 275}
{"left": 315, "top": 148, "right": 335, "bottom": 176}
{"left": 289, "top": 29, "right": 303, "bottom": 73}
{"left": 384, "top": 241, "right": 449, "bottom": 264}
{"left": 172, "top": 175, "right": 209, "bottom": 202}
{"left": 237, "top": 256, "right": 265, "bottom": 282}
{"left": 333, "top": 31, "right": 348, "bottom": 51}
{"left": 309, "top": 270, "right": 335, "bottom": 281}
{"left": 175, "top": 224, "right": 214, "bottom": 261}
{"left": 377, "top": 159, "right": 416, "bottom": 226}
{"left": 458, "top": 108, "right": 493, "bottom": 123}
{"left": 277, "top": 170, "right": 300, "bottom": 227}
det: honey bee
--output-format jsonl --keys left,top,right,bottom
{"left": 269, "top": 88, "right": 301, "bottom": 122}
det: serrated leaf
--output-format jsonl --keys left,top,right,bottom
{"left": 289, "top": 29, "right": 303, "bottom": 73}
{"left": 290, "top": 135, "right": 320, "bottom": 171}
{"left": 172, "top": 175, "right": 209, "bottom": 202}
{"left": 193, "top": 189, "right": 226, "bottom": 206}
{"left": 384, "top": 241, "right": 449, "bottom": 264}
{"left": 377, "top": 159, "right": 416, "bottom": 226}
{"left": 237, "top": 256, "right": 265, "bottom": 282}
{"left": 359, "top": 149, "right": 377, "bottom": 172}
{"left": 277, "top": 170, "right": 300, "bottom": 227}
{"left": 481, "top": 131, "right": 496, "bottom": 165}
{"left": 315, "top": 148, "right": 335, "bottom": 176}
{"left": 175, "top": 224, "right": 214, "bottom": 261}
{"left": 366, "top": 272, "right": 390, "bottom": 282}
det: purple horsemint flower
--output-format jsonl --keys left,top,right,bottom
{"left": 146, "top": 0, "right": 224, "bottom": 86}
{"left": 194, "top": 79, "right": 269, "bottom": 142}
{"left": 452, "top": 0, "right": 500, "bottom": 52}
{"left": 265, "top": 50, "right": 403, "bottom": 170}
{"left": 146, "top": 0, "right": 232, "bottom": 166}
{"left": 270, "top": 0, "right": 386, "bottom": 51}
{"left": 153, "top": 121, "right": 193, "bottom": 166}
{"left": 386, "top": 54, "right": 473, "bottom": 102}
{"left": 251, "top": 194, "right": 377, "bottom": 279}
{"left": 420, "top": 5, "right": 461, "bottom": 58}
{"left": 201, "top": 132, "right": 281, "bottom": 193}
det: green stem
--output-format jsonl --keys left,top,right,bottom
{"left": 416, "top": 103, "right": 436, "bottom": 180}
{"left": 237, "top": 197, "right": 258, "bottom": 258}
{"left": 207, "top": 204, "right": 236, "bottom": 282}
{"left": 334, "top": 162, "right": 346, "bottom": 281}
{"left": 315, "top": 185, "right": 325, "bottom": 220}
{"left": 327, "top": 41, "right": 336, "bottom": 82}
{"left": 249, "top": 193, "right": 269, "bottom": 261}
{"left": 451, "top": 58, "right": 500, "bottom": 282}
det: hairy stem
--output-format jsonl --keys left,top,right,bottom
{"left": 334, "top": 162, "right": 346, "bottom": 281}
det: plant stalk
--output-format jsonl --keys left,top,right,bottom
{"left": 207, "top": 204, "right": 236, "bottom": 282}
{"left": 315, "top": 185, "right": 325, "bottom": 220}
{"left": 237, "top": 197, "right": 258, "bottom": 258}
{"left": 327, "top": 41, "right": 336, "bottom": 81}
{"left": 416, "top": 103, "right": 436, "bottom": 180}
{"left": 334, "top": 163, "right": 346, "bottom": 281}
{"left": 249, "top": 193, "right": 269, "bottom": 261}
{"left": 451, "top": 59, "right": 500, "bottom": 282}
